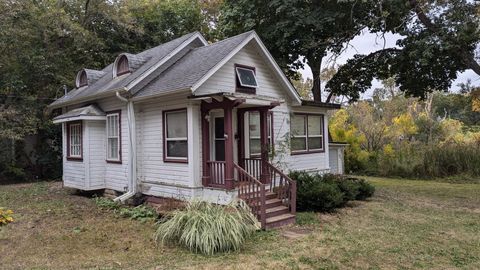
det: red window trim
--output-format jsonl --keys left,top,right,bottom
{"left": 163, "top": 108, "right": 189, "bottom": 163}
{"left": 290, "top": 113, "right": 325, "bottom": 155}
{"left": 248, "top": 111, "right": 274, "bottom": 158}
{"left": 66, "top": 121, "right": 83, "bottom": 161}
{"left": 106, "top": 110, "right": 122, "bottom": 164}
{"left": 234, "top": 63, "right": 256, "bottom": 94}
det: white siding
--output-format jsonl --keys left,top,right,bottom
{"left": 136, "top": 93, "right": 199, "bottom": 198}
{"left": 87, "top": 121, "right": 106, "bottom": 189}
{"left": 96, "top": 97, "right": 129, "bottom": 192}
{"left": 269, "top": 104, "right": 330, "bottom": 174}
{"left": 195, "top": 42, "right": 290, "bottom": 101}
{"left": 62, "top": 122, "right": 86, "bottom": 189}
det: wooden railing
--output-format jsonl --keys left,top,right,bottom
{"left": 242, "top": 158, "right": 262, "bottom": 180}
{"left": 241, "top": 158, "right": 296, "bottom": 215}
{"left": 264, "top": 162, "right": 296, "bottom": 215}
{"left": 234, "top": 163, "right": 266, "bottom": 228}
{"left": 207, "top": 161, "right": 226, "bottom": 187}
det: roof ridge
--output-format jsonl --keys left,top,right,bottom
{"left": 206, "top": 30, "right": 254, "bottom": 47}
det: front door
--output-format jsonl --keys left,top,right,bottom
{"left": 213, "top": 116, "right": 225, "bottom": 161}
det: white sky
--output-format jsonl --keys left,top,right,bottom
{"left": 298, "top": 31, "right": 480, "bottom": 99}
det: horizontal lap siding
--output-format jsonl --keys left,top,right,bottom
{"left": 97, "top": 97, "right": 129, "bottom": 191}
{"left": 195, "top": 42, "right": 288, "bottom": 100}
{"left": 136, "top": 94, "right": 192, "bottom": 189}
{"left": 63, "top": 122, "right": 86, "bottom": 189}
{"left": 88, "top": 121, "right": 106, "bottom": 189}
{"left": 270, "top": 104, "right": 330, "bottom": 173}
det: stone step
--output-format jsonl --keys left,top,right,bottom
{"left": 265, "top": 213, "right": 296, "bottom": 229}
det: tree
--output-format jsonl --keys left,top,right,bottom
{"left": 327, "top": 0, "right": 480, "bottom": 101}
{"left": 218, "top": 0, "right": 384, "bottom": 102}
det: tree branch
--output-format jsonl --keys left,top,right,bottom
{"left": 408, "top": 0, "right": 480, "bottom": 75}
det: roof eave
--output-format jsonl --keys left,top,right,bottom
{"left": 300, "top": 100, "right": 342, "bottom": 109}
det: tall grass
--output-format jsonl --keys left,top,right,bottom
{"left": 377, "top": 142, "right": 480, "bottom": 178}
{"left": 154, "top": 200, "right": 259, "bottom": 255}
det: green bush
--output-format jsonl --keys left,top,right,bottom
{"left": 155, "top": 200, "right": 259, "bottom": 255}
{"left": 119, "top": 205, "right": 158, "bottom": 222}
{"left": 289, "top": 172, "right": 375, "bottom": 212}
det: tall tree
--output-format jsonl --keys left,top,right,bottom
{"left": 327, "top": 0, "right": 480, "bottom": 101}
{"left": 218, "top": 0, "right": 385, "bottom": 102}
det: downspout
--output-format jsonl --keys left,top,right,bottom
{"left": 113, "top": 90, "right": 137, "bottom": 203}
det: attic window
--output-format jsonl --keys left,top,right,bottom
{"left": 236, "top": 66, "right": 258, "bottom": 88}
{"left": 76, "top": 70, "right": 88, "bottom": 88}
{"left": 116, "top": 55, "right": 130, "bottom": 76}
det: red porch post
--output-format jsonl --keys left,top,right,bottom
{"left": 201, "top": 107, "right": 210, "bottom": 186}
{"left": 224, "top": 103, "right": 235, "bottom": 190}
{"left": 259, "top": 108, "right": 270, "bottom": 184}
{"left": 237, "top": 109, "right": 246, "bottom": 168}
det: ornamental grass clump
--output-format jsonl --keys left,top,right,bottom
{"left": 0, "top": 207, "right": 14, "bottom": 225}
{"left": 155, "top": 200, "right": 259, "bottom": 255}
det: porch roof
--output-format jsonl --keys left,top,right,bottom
{"left": 52, "top": 105, "right": 106, "bottom": 124}
{"left": 189, "top": 92, "right": 284, "bottom": 107}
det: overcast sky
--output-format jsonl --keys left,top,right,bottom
{"left": 298, "top": 31, "right": 480, "bottom": 99}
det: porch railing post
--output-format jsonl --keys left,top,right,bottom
{"left": 224, "top": 103, "right": 234, "bottom": 190}
{"left": 201, "top": 106, "right": 210, "bottom": 187}
{"left": 259, "top": 108, "right": 270, "bottom": 184}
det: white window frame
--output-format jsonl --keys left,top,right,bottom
{"left": 235, "top": 66, "right": 258, "bottom": 88}
{"left": 291, "top": 114, "right": 324, "bottom": 154}
{"left": 248, "top": 112, "right": 273, "bottom": 157}
{"left": 106, "top": 112, "right": 121, "bottom": 162}
{"left": 68, "top": 122, "right": 82, "bottom": 159}
{"left": 164, "top": 109, "right": 188, "bottom": 162}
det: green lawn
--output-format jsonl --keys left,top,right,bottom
{"left": 0, "top": 177, "right": 479, "bottom": 269}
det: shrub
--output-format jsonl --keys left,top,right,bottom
{"left": 119, "top": 205, "right": 158, "bottom": 222}
{"left": 155, "top": 200, "right": 259, "bottom": 255}
{"left": 0, "top": 208, "right": 14, "bottom": 225}
{"left": 289, "top": 172, "right": 375, "bottom": 212}
{"left": 351, "top": 178, "right": 375, "bottom": 200}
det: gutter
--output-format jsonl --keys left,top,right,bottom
{"left": 113, "top": 90, "right": 138, "bottom": 203}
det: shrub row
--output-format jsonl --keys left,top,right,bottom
{"left": 289, "top": 172, "right": 375, "bottom": 212}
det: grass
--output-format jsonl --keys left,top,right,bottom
{"left": 0, "top": 177, "right": 479, "bottom": 269}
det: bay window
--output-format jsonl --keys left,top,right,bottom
{"left": 163, "top": 109, "right": 188, "bottom": 162}
{"left": 290, "top": 114, "right": 324, "bottom": 153}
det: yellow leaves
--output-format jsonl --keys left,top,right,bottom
{"left": 0, "top": 207, "right": 14, "bottom": 225}
{"left": 391, "top": 113, "right": 418, "bottom": 137}
{"left": 472, "top": 89, "right": 480, "bottom": 112}
{"left": 383, "top": 144, "right": 395, "bottom": 158}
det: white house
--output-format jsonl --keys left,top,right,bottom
{"left": 49, "top": 31, "right": 342, "bottom": 229}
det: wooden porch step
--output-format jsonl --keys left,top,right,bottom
{"left": 239, "top": 191, "right": 277, "bottom": 200}
{"left": 265, "top": 205, "right": 289, "bottom": 218}
{"left": 265, "top": 198, "right": 283, "bottom": 208}
{"left": 265, "top": 213, "right": 296, "bottom": 229}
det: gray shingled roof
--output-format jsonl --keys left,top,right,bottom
{"left": 53, "top": 105, "right": 105, "bottom": 122}
{"left": 133, "top": 31, "right": 253, "bottom": 98}
{"left": 50, "top": 32, "right": 198, "bottom": 107}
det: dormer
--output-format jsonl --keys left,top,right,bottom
{"left": 112, "top": 53, "right": 149, "bottom": 78}
{"left": 75, "top": 69, "right": 106, "bottom": 88}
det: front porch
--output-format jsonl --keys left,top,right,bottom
{"left": 197, "top": 94, "right": 296, "bottom": 228}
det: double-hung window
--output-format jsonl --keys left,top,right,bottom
{"left": 106, "top": 112, "right": 121, "bottom": 162}
{"left": 248, "top": 112, "right": 273, "bottom": 156}
{"left": 67, "top": 122, "right": 82, "bottom": 160}
{"left": 290, "top": 114, "right": 324, "bottom": 153}
{"left": 164, "top": 109, "right": 188, "bottom": 162}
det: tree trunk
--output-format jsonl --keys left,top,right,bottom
{"left": 311, "top": 60, "right": 322, "bottom": 102}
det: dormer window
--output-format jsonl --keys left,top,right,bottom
{"left": 76, "top": 70, "right": 88, "bottom": 88}
{"left": 114, "top": 55, "right": 130, "bottom": 77}
{"left": 235, "top": 64, "right": 257, "bottom": 94}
